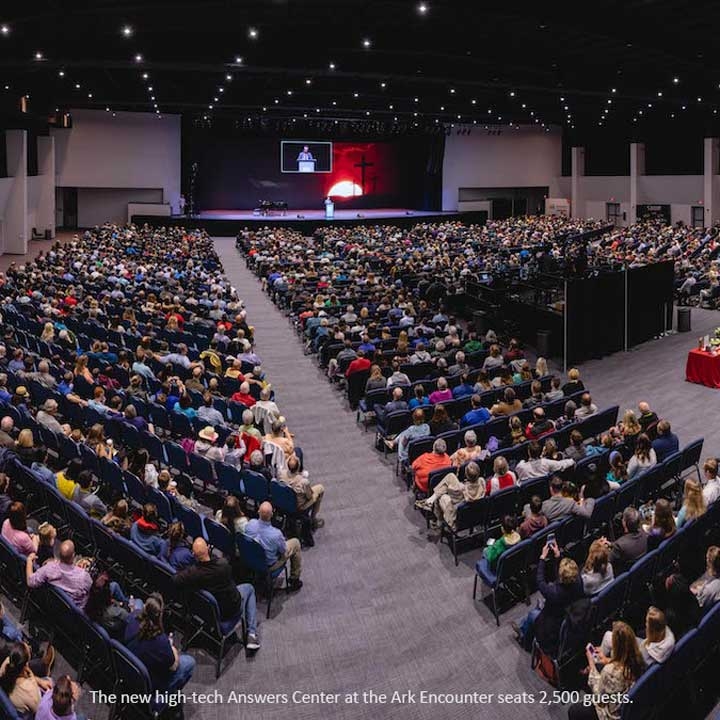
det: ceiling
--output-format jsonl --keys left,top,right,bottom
{"left": 1, "top": 0, "right": 720, "bottom": 139}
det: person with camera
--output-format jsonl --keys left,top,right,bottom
{"left": 512, "top": 535, "right": 583, "bottom": 654}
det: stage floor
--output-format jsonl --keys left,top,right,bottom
{"left": 132, "top": 207, "right": 488, "bottom": 233}
{"left": 193, "top": 208, "right": 455, "bottom": 222}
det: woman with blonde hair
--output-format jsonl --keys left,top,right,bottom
{"left": 364, "top": 364, "right": 386, "bottom": 393}
{"left": 572, "top": 621, "right": 645, "bottom": 720}
{"left": 40, "top": 322, "right": 55, "bottom": 343}
{"left": 85, "top": 423, "right": 112, "bottom": 460}
{"left": 582, "top": 539, "right": 614, "bottom": 595}
{"left": 482, "top": 344, "right": 504, "bottom": 371}
{"left": 562, "top": 367, "right": 585, "bottom": 395}
{"left": 535, "top": 357, "right": 549, "bottom": 378}
{"left": 619, "top": 409, "right": 642, "bottom": 444}
{"left": 676, "top": 477, "right": 706, "bottom": 528}
{"left": 600, "top": 607, "right": 675, "bottom": 666}
{"left": 487, "top": 455, "right": 517, "bottom": 493}
{"left": 15, "top": 429, "right": 36, "bottom": 466}
{"left": 73, "top": 355, "right": 93, "bottom": 383}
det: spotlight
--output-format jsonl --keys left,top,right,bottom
{"left": 121, "top": 25, "right": 133, "bottom": 37}
{"left": 58, "top": 70, "right": 65, "bottom": 77}
{"left": 35, "top": 51, "right": 43, "bottom": 60}
{"left": 134, "top": 53, "right": 143, "bottom": 62}
{"left": 142, "top": 73, "right": 149, "bottom": 79}
{"left": 0, "top": 25, "right": 9, "bottom": 35}
{"left": 234, "top": 56, "right": 243, "bottom": 64}
{"left": 417, "top": 2, "right": 429, "bottom": 14}
{"left": 362, "top": 38, "right": 371, "bottom": 48}
{"left": 226, "top": 74, "right": 232, "bottom": 81}
{"left": 248, "top": 27, "right": 258, "bottom": 39}
{"left": 329, "top": 62, "right": 336, "bottom": 70}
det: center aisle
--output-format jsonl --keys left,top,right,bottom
{"left": 208, "top": 238, "right": 562, "bottom": 720}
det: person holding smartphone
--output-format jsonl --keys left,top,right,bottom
{"left": 513, "top": 537, "right": 583, "bottom": 653}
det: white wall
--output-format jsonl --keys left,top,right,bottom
{"left": 52, "top": 109, "right": 181, "bottom": 225}
{"left": 442, "top": 126, "right": 562, "bottom": 210}
{"left": 77, "top": 188, "right": 163, "bottom": 228}
{"left": 27, "top": 176, "right": 42, "bottom": 234}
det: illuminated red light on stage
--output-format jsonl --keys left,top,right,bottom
{"left": 328, "top": 180, "right": 363, "bottom": 198}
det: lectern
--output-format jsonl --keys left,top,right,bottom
{"left": 324, "top": 198, "right": 335, "bottom": 219}
{"left": 298, "top": 160, "right": 316, "bottom": 173}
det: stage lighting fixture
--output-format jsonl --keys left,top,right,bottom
{"left": 417, "top": 3, "right": 428, "bottom": 14}
{"left": 35, "top": 51, "right": 43, "bottom": 60}
{"left": 235, "top": 56, "right": 243, "bottom": 64}
{"left": 673, "top": 77, "right": 679, "bottom": 84}
{"left": 0, "top": 25, "right": 9, "bottom": 35}
{"left": 226, "top": 74, "right": 232, "bottom": 81}
{"left": 362, "top": 38, "right": 371, "bottom": 48}
{"left": 75, "top": 83, "right": 81, "bottom": 89}
{"left": 248, "top": 27, "right": 258, "bottom": 39}
{"left": 58, "top": 70, "right": 65, "bottom": 77}
{"left": 134, "top": 54, "right": 143, "bottom": 62}
{"left": 143, "top": 73, "right": 149, "bottom": 79}
{"left": 122, "top": 25, "right": 133, "bottom": 37}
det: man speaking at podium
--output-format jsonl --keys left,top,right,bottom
{"left": 297, "top": 145, "right": 314, "bottom": 162}
{"left": 297, "top": 145, "right": 316, "bottom": 172}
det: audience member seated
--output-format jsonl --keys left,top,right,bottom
{"left": 676, "top": 478, "right": 706, "bottom": 529}
{"left": 514, "top": 542, "right": 583, "bottom": 653}
{"left": 701, "top": 457, "right": 720, "bottom": 505}
{"left": 515, "top": 441, "right": 575, "bottom": 481}
{"left": 124, "top": 594, "right": 196, "bottom": 694}
{"left": 130, "top": 504, "right": 167, "bottom": 558}
{"left": 581, "top": 539, "right": 615, "bottom": 595}
{"left": 575, "top": 393, "right": 598, "bottom": 419}
{"left": 651, "top": 420, "right": 679, "bottom": 461}
{"left": 606, "top": 507, "right": 648, "bottom": 575}
{"left": 519, "top": 496, "right": 548, "bottom": 538}
{"left": 569, "top": 621, "right": 645, "bottom": 720}
{"left": 101, "top": 499, "right": 132, "bottom": 538}
{"left": 0, "top": 641, "right": 53, "bottom": 717}
{"left": 461, "top": 394, "right": 491, "bottom": 427}
{"left": 562, "top": 368, "right": 585, "bottom": 396}
{"left": 486, "top": 456, "right": 517, "bottom": 493}
{"left": 385, "top": 408, "right": 430, "bottom": 461}
{"left": 174, "top": 538, "right": 260, "bottom": 651}
{"left": 84, "top": 571, "right": 138, "bottom": 639}
{"left": 164, "top": 521, "right": 195, "bottom": 571}
{"left": 450, "top": 430, "right": 486, "bottom": 467}
{"left": 627, "top": 433, "right": 656, "bottom": 479}
{"left": 280, "top": 456, "right": 325, "bottom": 528}
{"left": 71, "top": 470, "right": 107, "bottom": 517}
{"left": 246, "top": 502, "right": 303, "bottom": 591}
{"left": 428, "top": 405, "right": 457, "bottom": 436}
{"left": 599, "top": 606, "right": 675, "bottom": 667}
{"left": 1, "top": 502, "right": 38, "bottom": 555}
{"left": 411, "top": 439, "right": 452, "bottom": 494}
{"left": 25, "top": 540, "right": 92, "bottom": 608}
{"left": 490, "top": 388, "right": 522, "bottom": 417}
{"left": 375, "top": 387, "right": 408, "bottom": 424}
{"left": 637, "top": 401, "right": 658, "bottom": 432}
{"left": 215, "top": 496, "right": 249, "bottom": 535}
{"left": 644, "top": 498, "right": 676, "bottom": 551}
{"left": 525, "top": 407, "right": 555, "bottom": 441}
{"left": 36, "top": 522, "right": 57, "bottom": 567}
{"left": 482, "top": 515, "right": 520, "bottom": 571}
{"left": 415, "top": 462, "right": 484, "bottom": 527}
{"left": 523, "top": 477, "right": 594, "bottom": 522}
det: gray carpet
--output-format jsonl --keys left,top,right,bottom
{"left": 71, "top": 239, "right": 720, "bottom": 720}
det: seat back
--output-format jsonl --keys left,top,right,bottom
{"left": 495, "top": 537, "right": 531, "bottom": 586}
{"left": 204, "top": 518, "right": 235, "bottom": 557}
{"left": 680, "top": 438, "right": 703, "bottom": 474}
{"left": 175, "top": 503, "right": 205, "bottom": 541}
{"left": 237, "top": 534, "right": 271, "bottom": 574}
{"left": 270, "top": 480, "right": 299, "bottom": 515}
{"left": 621, "top": 663, "right": 662, "bottom": 720}
{"left": 454, "top": 497, "right": 490, "bottom": 533}
{"left": 240, "top": 469, "right": 270, "bottom": 504}
{"left": 216, "top": 462, "right": 243, "bottom": 494}
{"left": 590, "top": 573, "right": 629, "bottom": 627}
{"left": 109, "top": 639, "right": 152, "bottom": 697}
{"left": 0, "top": 686, "right": 21, "bottom": 720}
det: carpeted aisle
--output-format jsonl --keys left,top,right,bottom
{"left": 201, "top": 238, "right": 563, "bottom": 720}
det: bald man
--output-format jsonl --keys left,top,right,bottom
{"left": 26, "top": 539, "right": 92, "bottom": 608}
{"left": 637, "top": 402, "right": 658, "bottom": 433}
{"left": 174, "top": 538, "right": 259, "bottom": 650}
{"left": 245, "top": 502, "right": 303, "bottom": 591}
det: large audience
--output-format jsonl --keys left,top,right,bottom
{"left": 0, "top": 223, "right": 323, "bottom": 718}
{"left": 0, "top": 213, "right": 717, "bottom": 719}
{"left": 241, "top": 215, "right": 720, "bottom": 720}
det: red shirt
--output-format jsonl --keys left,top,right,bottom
{"left": 231, "top": 391, "right": 256, "bottom": 407}
{"left": 412, "top": 453, "right": 452, "bottom": 493}
{"left": 346, "top": 357, "right": 371, "bottom": 378}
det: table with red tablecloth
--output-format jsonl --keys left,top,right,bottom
{"left": 686, "top": 348, "right": 720, "bottom": 388}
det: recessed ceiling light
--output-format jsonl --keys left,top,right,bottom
{"left": 226, "top": 74, "right": 232, "bottom": 81}
{"left": 75, "top": 83, "right": 81, "bottom": 89}
{"left": 509, "top": 91, "right": 515, "bottom": 97}
{"left": 218, "top": 88, "right": 224, "bottom": 93}
{"left": 0, "top": 25, "right": 9, "bottom": 35}
{"left": 58, "top": 70, "right": 65, "bottom": 77}
{"left": 673, "top": 77, "right": 679, "bottom": 84}
{"left": 471, "top": 99, "right": 476, "bottom": 104}
{"left": 305, "top": 78, "right": 312, "bottom": 85}
{"left": 417, "top": 2, "right": 429, "bottom": 14}
{"left": 332, "top": 100, "right": 337, "bottom": 106}
{"left": 365, "top": 110, "right": 370, "bottom": 115}
{"left": 698, "top": 97, "right": 703, "bottom": 102}
{"left": 362, "top": 38, "right": 371, "bottom": 48}
{"left": 214, "top": 97, "right": 218, "bottom": 102}
{"left": 122, "top": 25, "right": 133, "bottom": 37}
{"left": 381, "top": 82, "right": 387, "bottom": 88}
{"left": 287, "top": 90, "right": 293, "bottom": 95}
{"left": 142, "top": 73, "right": 149, "bottom": 80}
{"left": 657, "top": 91, "right": 663, "bottom": 97}
{"left": 87, "top": 93, "right": 93, "bottom": 98}
{"left": 151, "top": 95, "right": 155, "bottom": 101}
{"left": 414, "top": 97, "right": 419, "bottom": 103}
{"left": 234, "top": 56, "right": 243, "bottom": 64}
{"left": 248, "top": 27, "right": 258, "bottom": 39}
{"left": 134, "top": 54, "right": 143, "bottom": 62}
{"left": 35, "top": 51, "right": 43, "bottom": 60}
{"left": 329, "top": 62, "right": 336, "bottom": 70}
{"left": 353, "top": 92, "right": 359, "bottom": 97}
{"left": 148, "top": 86, "right": 153, "bottom": 91}
{"left": 208, "top": 104, "right": 213, "bottom": 109}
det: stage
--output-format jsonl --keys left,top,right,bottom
{"left": 131, "top": 208, "right": 488, "bottom": 234}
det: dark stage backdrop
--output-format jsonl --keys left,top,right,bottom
{"left": 187, "top": 134, "right": 441, "bottom": 211}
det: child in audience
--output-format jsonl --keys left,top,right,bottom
{"left": 36, "top": 522, "right": 57, "bottom": 566}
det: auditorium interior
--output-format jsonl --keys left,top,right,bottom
{"left": 1, "top": 3, "right": 720, "bottom": 720}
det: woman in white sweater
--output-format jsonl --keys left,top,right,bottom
{"left": 627, "top": 433, "right": 657, "bottom": 480}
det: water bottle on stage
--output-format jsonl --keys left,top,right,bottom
{"left": 324, "top": 196, "right": 334, "bottom": 219}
